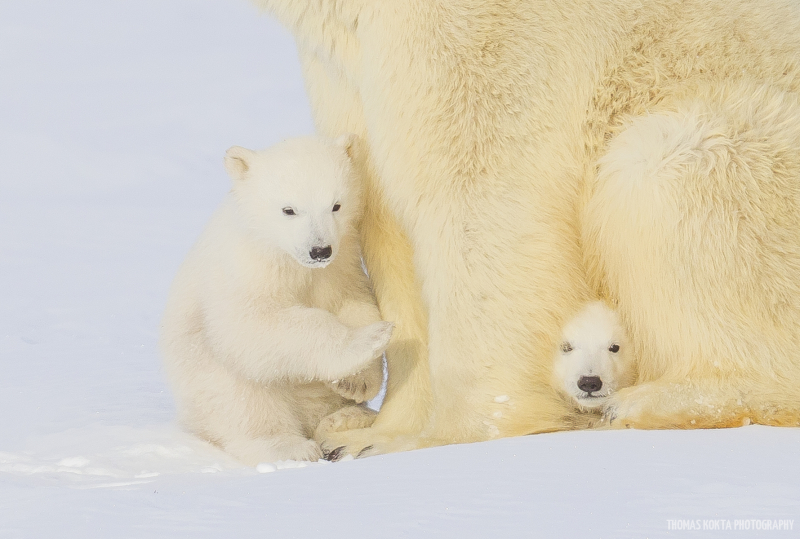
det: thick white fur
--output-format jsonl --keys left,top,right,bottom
{"left": 554, "top": 302, "right": 635, "bottom": 411}
{"left": 250, "top": 0, "right": 800, "bottom": 452}
{"left": 160, "top": 136, "right": 390, "bottom": 465}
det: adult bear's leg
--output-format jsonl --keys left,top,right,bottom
{"left": 319, "top": 184, "right": 436, "bottom": 456}
{"left": 584, "top": 83, "right": 800, "bottom": 429}
{"left": 294, "top": 6, "right": 591, "bottom": 453}
{"left": 297, "top": 53, "right": 434, "bottom": 456}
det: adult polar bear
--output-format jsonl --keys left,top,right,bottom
{"left": 252, "top": 0, "right": 800, "bottom": 454}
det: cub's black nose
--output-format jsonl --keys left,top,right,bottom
{"left": 310, "top": 245, "right": 332, "bottom": 260}
{"left": 578, "top": 375, "right": 603, "bottom": 393}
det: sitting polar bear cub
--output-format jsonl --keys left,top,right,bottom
{"left": 160, "top": 135, "right": 392, "bottom": 466}
{"left": 553, "top": 301, "right": 636, "bottom": 412}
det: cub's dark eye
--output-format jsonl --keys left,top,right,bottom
{"left": 609, "top": 344, "right": 620, "bottom": 353}
{"left": 560, "top": 342, "right": 573, "bottom": 353}
{"left": 282, "top": 207, "right": 296, "bottom": 216}
{"left": 332, "top": 203, "right": 341, "bottom": 212}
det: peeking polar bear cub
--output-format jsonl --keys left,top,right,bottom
{"left": 553, "top": 301, "right": 636, "bottom": 411}
{"left": 160, "top": 135, "right": 392, "bottom": 466}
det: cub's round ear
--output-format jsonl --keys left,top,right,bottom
{"left": 335, "top": 133, "right": 359, "bottom": 160}
{"left": 224, "top": 146, "right": 255, "bottom": 181}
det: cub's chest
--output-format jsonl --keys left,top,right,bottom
{"left": 244, "top": 260, "right": 316, "bottom": 308}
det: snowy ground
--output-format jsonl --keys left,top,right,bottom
{"left": 1, "top": 1, "right": 799, "bottom": 537}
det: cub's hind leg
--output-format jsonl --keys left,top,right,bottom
{"left": 225, "top": 434, "right": 322, "bottom": 466}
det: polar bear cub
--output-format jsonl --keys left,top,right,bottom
{"left": 160, "top": 135, "right": 392, "bottom": 466}
{"left": 553, "top": 301, "right": 636, "bottom": 411}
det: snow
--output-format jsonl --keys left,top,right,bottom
{"left": 1, "top": 0, "right": 798, "bottom": 537}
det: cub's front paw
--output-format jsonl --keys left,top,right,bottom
{"left": 329, "top": 358, "right": 383, "bottom": 403}
{"left": 347, "top": 321, "right": 393, "bottom": 366}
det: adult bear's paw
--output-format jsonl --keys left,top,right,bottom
{"left": 318, "top": 427, "right": 379, "bottom": 460}
{"left": 314, "top": 405, "right": 377, "bottom": 442}
{"left": 318, "top": 427, "right": 420, "bottom": 460}
{"left": 600, "top": 384, "right": 654, "bottom": 429}
{"left": 601, "top": 381, "right": 749, "bottom": 430}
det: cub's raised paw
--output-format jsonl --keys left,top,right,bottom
{"left": 329, "top": 358, "right": 383, "bottom": 403}
{"left": 347, "top": 321, "right": 393, "bottom": 365}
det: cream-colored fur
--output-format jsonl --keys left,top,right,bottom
{"left": 251, "top": 0, "right": 800, "bottom": 453}
{"left": 554, "top": 301, "right": 636, "bottom": 412}
{"left": 160, "top": 136, "right": 391, "bottom": 465}
{"left": 586, "top": 81, "right": 800, "bottom": 429}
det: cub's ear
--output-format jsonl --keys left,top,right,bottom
{"left": 224, "top": 146, "right": 255, "bottom": 181}
{"left": 335, "top": 133, "right": 359, "bottom": 160}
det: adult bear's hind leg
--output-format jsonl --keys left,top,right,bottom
{"left": 584, "top": 83, "right": 800, "bottom": 429}
{"left": 318, "top": 172, "right": 434, "bottom": 457}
